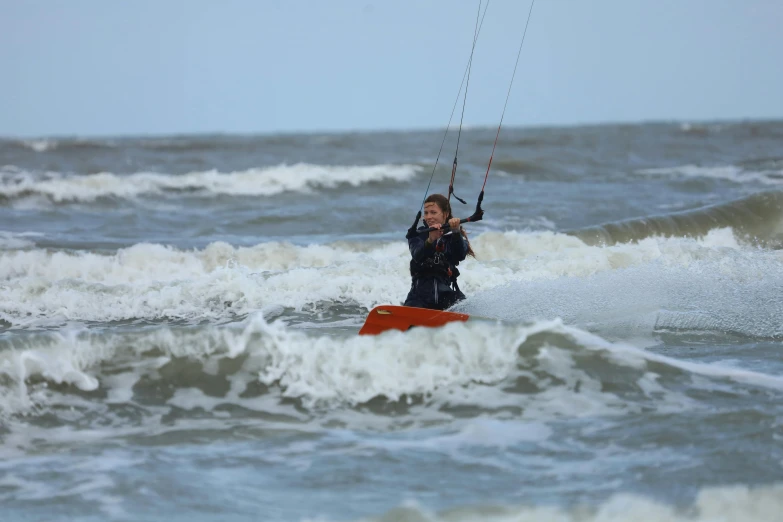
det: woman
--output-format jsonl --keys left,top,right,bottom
{"left": 404, "top": 193, "right": 475, "bottom": 310}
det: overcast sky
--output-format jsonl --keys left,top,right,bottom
{"left": 1, "top": 0, "right": 782, "bottom": 137}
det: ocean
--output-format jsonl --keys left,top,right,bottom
{"left": 1, "top": 121, "right": 782, "bottom": 521}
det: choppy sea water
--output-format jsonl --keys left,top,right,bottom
{"left": 1, "top": 121, "right": 782, "bottom": 521}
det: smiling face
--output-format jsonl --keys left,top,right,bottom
{"left": 423, "top": 201, "right": 447, "bottom": 227}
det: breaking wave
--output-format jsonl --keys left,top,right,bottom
{"left": 0, "top": 163, "right": 422, "bottom": 203}
{"left": 572, "top": 190, "right": 783, "bottom": 248}
{"left": 3, "top": 314, "right": 782, "bottom": 420}
{"left": 2, "top": 227, "right": 781, "bottom": 341}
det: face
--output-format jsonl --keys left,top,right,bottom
{"left": 423, "top": 202, "right": 447, "bottom": 226}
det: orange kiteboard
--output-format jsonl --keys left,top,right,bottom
{"left": 358, "top": 305, "right": 470, "bottom": 336}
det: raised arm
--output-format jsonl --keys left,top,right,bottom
{"left": 408, "top": 230, "right": 435, "bottom": 263}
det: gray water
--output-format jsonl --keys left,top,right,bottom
{"left": 1, "top": 121, "right": 782, "bottom": 521}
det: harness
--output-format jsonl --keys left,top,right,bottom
{"left": 410, "top": 235, "right": 462, "bottom": 295}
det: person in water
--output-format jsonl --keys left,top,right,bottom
{"left": 404, "top": 193, "right": 475, "bottom": 310}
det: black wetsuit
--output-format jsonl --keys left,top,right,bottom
{"left": 403, "top": 226, "right": 468, "bottom": 310}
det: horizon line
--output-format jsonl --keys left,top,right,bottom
{"left": 2, "top": 116, "right": 782, "bottom": 141}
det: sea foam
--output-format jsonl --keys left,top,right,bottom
{"left": 0, "top": 228, "right": 768, "bottom": 329}
{"left": 0, "top": 163, "right": 422, "bottom": 202}
{"left": 637, "top": 163, "right": 783, "bottom": 186}
{"left": 3, "top": 312, "right": 782, "bottom": 420}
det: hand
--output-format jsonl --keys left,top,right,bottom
{"left": 428, "top": 223, "right": 443, "bottom": 243}
{"left": 448, "top": 217, "right": 460, "bottom": 230}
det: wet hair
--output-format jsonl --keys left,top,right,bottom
{"left": 424, "top": 193, "right": 475, "bottom": 258}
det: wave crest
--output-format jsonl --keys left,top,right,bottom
{"left": 3, "top": 316, "right": 781, "bottom": 422}
{"left": 572, "top": 190, "right": 783, "bottom": 248}
{"left": 0, "top": 163, "right": 422, "bottom": 203}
